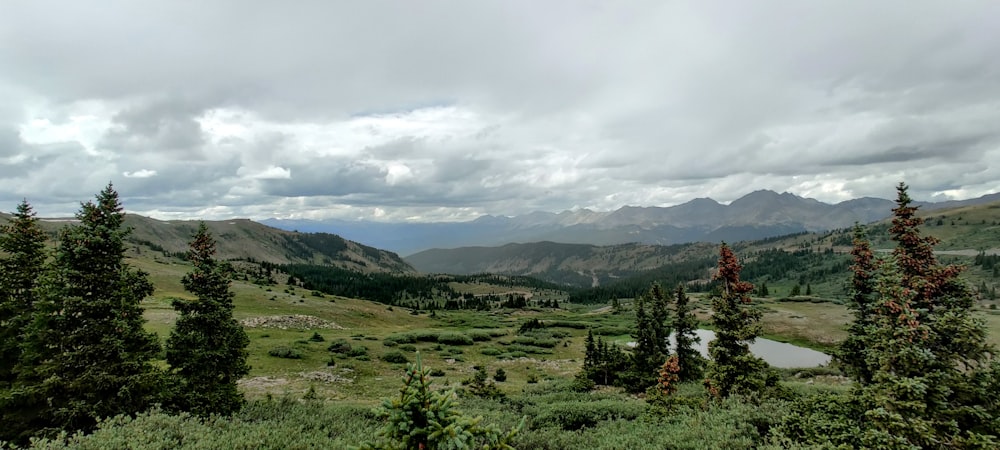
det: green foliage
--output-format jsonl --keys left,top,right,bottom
{"left": 523, "top": 398, "right": 646, "bottom": 430}
{"left": 165, "top": 223, "right": 250, "bottom": 417}
{"left": 705, "top": 243, "right": 769, "bottom": 399}
{"left": 13, "top": 184, "right": 164, "bottom": 441}
{"left": 357, "top": 356, "right": 522, "bottom": 450}
{"left": 493, "top": 368, "right": 507, "bottom": 382}
{"left": 0, "top": 200, "right": 47, "bottom": 389}
{"left": 25, "top": 398, "right": 379, "bottom": 449}
{"left": 836, "top": 224, "right": 878, "bottom": 385}
{"left": 625, "top": 283, "right": 673, "bottom": 393}
{"left": 381, "top": 350, "right": 409, "bottom": 364}
{"left": 267, "top": 346, "right": 303, "bottom": 359}
{"left": 673, "top": 284, "right": 705, "bottom": 382}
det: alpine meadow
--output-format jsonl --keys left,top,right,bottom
{"left": 3, "top": 2, "right": 1000, "bottom": 449}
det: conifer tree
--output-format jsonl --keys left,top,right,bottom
{"left": 854, "top": 183, "right": 998, "bottom": 447}
{"left": 704, "top": 243, "right": 767, "bottom": 399}
{"left": 0, "top": 201, "right": 49, "bottom": 444}
{"left": 626, "top": 289, "right": 659, "bottom": 391}
{"left": 20, "top": 184, "right": 163, "bottom": 435}
{"left": 648, "top": 283, "right": 672, "bottom": 366}
{"left": 0, "top": 200, "right": 47, "bottom": 387}
{"left": 836, "top": 224, "right": 877, "bottom": 385}
{"left": 166, "top": 223, "right": 250, "bottom": 416}
{"left": 672, "top": 284, "right": 704, "bottom": 382}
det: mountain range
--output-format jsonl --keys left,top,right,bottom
{"left": 262, "top": 190, "right": 1000, "bottom": 255}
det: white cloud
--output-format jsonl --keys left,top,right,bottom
{"left": 123, "top": 169, "right": 156, "bottom": 178}
{"left": 0, "top": 1, "right": 998, "bottom": 222}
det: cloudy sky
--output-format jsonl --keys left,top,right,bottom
{"left": 2, "top": 1, "right": 999, "bottom": 222}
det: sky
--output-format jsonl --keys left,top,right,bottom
{"left": 2, "top": 1, "right": 999, "bottom": 222}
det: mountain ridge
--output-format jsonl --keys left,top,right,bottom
{"left": 263, "top": 190, "right": 1000, "bottom": 254}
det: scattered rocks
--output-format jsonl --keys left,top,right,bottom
{"left": 298, "top": 371, "right": 353, "bottom": 383}
{"left": 238, "top": 376, "right": 289, "bottom": 389}
{"left": 240, "top": 315, "right": 343, "bottom": 330}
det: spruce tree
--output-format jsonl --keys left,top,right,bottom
{"left": 626, "top": 290, "right": 660, "bottom": 391}
{"left": 704, "top": 243, "right": 767, "bottom": 399}
{"left": 672, "top": 284, "right": 704, "bottom": 382}
{"left": 21, "top": 184, "right": 163, "bottom": 435}
{"left": 648, "top": 283, "right": 672, "bottom": 366}
{"left": 854, "top": 183, "right": 998, "bottom": 447}
{"left": 0, "top": 201, "right": 49, "bottom": 444}
{"left": 0, "top": 200, "right": 47, "bottom": 387}
{"left": 166, "top": 223, "right": 250, "bottom": 416}
{"left": 836, "top": 224, "right": 877, "bottom": 385}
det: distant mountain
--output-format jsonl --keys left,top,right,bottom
{"left": 1, "top": 213, "right": 414, "bottom": 274}
{"left": 263, "top": 190, "right": 1000, "bottom": 255}
{"left": 406, "top": 241, "right": 715, "bottom": 287}
{"left": 407, "top": 199, "right": 1000, "bottom": 288}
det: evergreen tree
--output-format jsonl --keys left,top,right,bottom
{"left": 166, "top": 223, "right": 250, "bottom": 416}
{"left": 648, "top": 283, "right": 672, "bottom": 366}
{"left": 672, "top": 284, "right": 704, "bottom": 382}
{"left": 0, "top": 201, "right": 49, "bottom": 444}
{"left": 836, "top": 224, "right": 877, "bottom": 385}
{"left": 704, "top": 243, "right": 768, "bottom": 399}
{"left": 853, "top": 183, "right": 998, "bottom": 447}
{"left": 0, "top": 200, "right": 47, "bottom": 387}
{"left": 583, "top": 328, "right": 597, "bottom": 371}
{"left": 18, "top": 184, "right": 163, "bottom": 436}
{"left": 625, "top": 289, "right": 660, "bottom": 392}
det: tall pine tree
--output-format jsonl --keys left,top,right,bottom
{"left": 672, "top": 284, "right": 704, "bottom": 382}
{"left": 0, "top": 201, "right": 49, "bottom": 444}
{"left": 21, "top": 184, "right": 163, "bottom": 435}
{"left": 704, "top": 243, "right": 767, "bottom": 399}
{"left": 854, "top": 183, "right": 998, "bottom": 448}
{"left": 0, "top": 200, "right": 47, "bottom": 387}
{"left": 166, "top": 223, "right": 250, "bottom": 416}
{"left": 836, "top": 224, "right": 877, "bottom": 385}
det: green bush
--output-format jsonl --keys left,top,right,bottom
{"left": 465, "top": 330, "right": 495, "bottom": 342}
{"left": 437, "top": 332, "right": 474, "bottom": 346}
{"left": 268, "top": 346, "right": 303, "bottom": 359}
{"left": 328, "top": 339, "right": 353, "bottom": 354}
{"left": 308, "top": 332, "right": 325, "bottom": 342}
{"left": 346, "top": 346, "right": 369, "bottom": 357}
{"left": 398, "top": 344, "right": 417, "bottom": 352}
{"left": 525, "top": 399, "right": 646, "bottom": 430}
{"left": 381, "top": 351, "right": 409, "bottom": 364}
{"left": 480, "top": 347, "right": 503, "bottom": 356}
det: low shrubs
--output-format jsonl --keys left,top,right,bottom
{"left": 381, "top": 350, "right": 409, "bottom": 364}
{"left": 268, "top": 346, "right": 303, "bottom": 359}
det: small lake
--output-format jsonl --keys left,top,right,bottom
{"left": 630, "top": 329, "right": 831, "bottom": 368}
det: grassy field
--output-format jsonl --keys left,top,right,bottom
{"left": 132, "top": 250, "right": 1000, "bottom": 407}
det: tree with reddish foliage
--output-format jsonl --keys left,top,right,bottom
{"left": 704, "top": 243, "right": 768, "bottom": 399}
{"left": 656, "top": 355, "right": 681, "bottom": 397}
{"left": 853, "top": 183, "right": 999, "bottom": 448}
{"left": 836, "top": 224, "right": 878, "bottom": 385}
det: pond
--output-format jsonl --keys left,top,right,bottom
{"left": 630, "top": 329, "right": 831, "bottom": 368}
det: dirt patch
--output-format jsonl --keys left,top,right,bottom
{"left": 240, "top": 314, "right": 344, "bottom": 330}
{"left": 238, "top": 376, "right": 290, "bottom": 390}
{"left": 298, "top": 370, "right": 354, "bottom": 383}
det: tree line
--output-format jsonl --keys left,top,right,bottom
{"left": 0, "top": 184, "right": 250, "bottom": 445}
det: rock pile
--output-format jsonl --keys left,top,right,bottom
{"left": 240, "top": 314, "right": 343, "bottom": 330}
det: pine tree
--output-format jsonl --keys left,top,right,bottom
{"left": 648, "top": 283, "right": 672, "bottom": 366}
{"left": 20, "top": 184, "right": 163, "bottom": 435}
{"left": 836, "top": 224, "right": 877, "bottom": 385}
{"left": 626, "top": 289, "right": 660, "bottom": 392}
{"left": 0, "top": 201, "right": 49, "bottom": 444}
{"left": 166, "top": 223, "right": 250, "bottom": 416}
{"left": 854, "top": 183, "right": 998, "bottom": 447}
{"left": 583, "top": 328, "right": 597, "bottom": 371}
{"left": 672, "top": 284, "right": 704, "bottom": 382}
{"left": 0, "top": 201, "right": 47, "bottom": 387}
{"left": 704, "top": 243, "right": 768, "bottom": 399}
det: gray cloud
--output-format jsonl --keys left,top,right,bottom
{"left": 1, "top": 1, "right": 999, "bottom": 221}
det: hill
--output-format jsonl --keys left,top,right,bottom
{"left": 1, "top": 212, "right": 414, "bottom": 274}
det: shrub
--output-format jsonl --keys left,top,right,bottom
{"left": 328, "top": 339, "right": 352, "bottom": 354}
{"left": 398, "top": 344, "right": 417, "bottom": 352}
{"left": 437, "top": 332, "right": 474, "bottom": 346}
{"left": 480, "top": 347, "right": 503, "bottom": 356}
{"left": 346, "top": 346, "right": 369, "bottom": 357}
{"left": 308, "top": 332, "right": 325, "bottom": 342}
{"left": 525, "top": 399, "right": 646, "bottom": 430}
{"left": 381, "top": 351, "right": 409, "bottom": 364}
{"left": 493, "top": 368, "right": 507, "bottom": 382}
{"left": 465, "top": 330, "right": 494, "bottom": 342}
{"left": 268, "top": 346, "right": 303, "bottom": 359}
